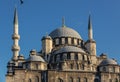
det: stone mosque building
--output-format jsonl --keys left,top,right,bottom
{"left": 6, "top": 8, "right": 120, "bottom": 82}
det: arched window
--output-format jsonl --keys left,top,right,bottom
{"left": 71, "top": 38, "right": 74, "bottom": 44}
{"left": 94, "top": 78, "right": 99, "bottom": 82}
{"left": 65, "top": 37, "right": 68, "bottom": 44}
{"left": 35, "top": 64, "right": 39, "bottom": 70}
{"left": 81, "top": 64, "right": 84, "bottom": 70}
{"left": 28, "top": 79, "right": 32, "bottom": 82}
{"left": 115, "top": 78, "right": 118, "bottom": 82}
{"left": 76, "top": 64, "right": 79, "bottom": 69}
{"left": 75, "top": 53, "right": 78, "bottom": 60}
{"left": 76, "top": 77, "right": 80, "bottom": 82}
{"left": 77, "top": 39, "right": 79, "bottom": 45}
{"left": 67, "top": 53, "right": 70, "bottom": 59}
{"left": 55, "top": 38, "right": 59, "bottom": 45}
{"left": 61, "top": 38, "right": 65, "bottom": 44}
{"left": 109, "top": 79, "right": 112, "bottom": 82}
{"left": 111, "top": 67, "right": 115, "bottom": 72}
{"left": 58, "top": 78, "right": 63, "bottom": 82}
{"left": 22, "top": 79, "right": 25, "bottom": 82}
{"left": 35, "top": 76, "right": 39, "bottom": 82}
{"left": 103, "top": 67, "right": 106, "bottom": 72}
{"left": 70, "top": 64, "right": 73, "bottom": 69}
{"left": 69, "top": 77, "right": 73, "bottom": 82}
{"left": 82, "top": 55, "right": 84, "bottom": 60}
{"left": 84, "top": 77, "right": 87, "bottom": 82}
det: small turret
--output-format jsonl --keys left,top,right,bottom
{"left": 41, "top": 35, "right": 53, "bottom": 61}
{"left": 12, "top": 7, "right": 20, "bottom": 61}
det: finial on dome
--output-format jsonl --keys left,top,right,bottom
{"left": 62, "top": 17, "right": 66, "bottom": 27}
{"left": 46, "top": 32, "right": 48, "bottom": 36}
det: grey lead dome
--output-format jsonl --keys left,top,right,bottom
{"left": 49, "top": 27, "right": 82, "bottom": 39}
{"left": 54, "top": 46, "right": 85, "bottom": 54}
{"left": 27, "top": 55, "right": 45, "bottom": 62}
{"left": 100, "top": 59, "right": 117, "bottom": 65}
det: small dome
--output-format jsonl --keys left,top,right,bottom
{"left": 8, "top": 60, "right": 14, "bottom": 64}
{"left": 42, "top": 35, "right": 52, "bottom": 40}
{"left": 27, "top": 55, "right": 45, "bottom": 62}
{"left": 49, "top": 27, "right": 82, "bottom": 39}
{"left": 54, "top": 46, "right": 85, "bottom": 54}
{"left": 100, "top": 59, "right": 117, "bottom": 65}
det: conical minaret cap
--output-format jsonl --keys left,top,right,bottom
{"left": 88, "top": 14, "right": 92, "bottom": 30}
{"left": 13, "top": 7, "right": 18, "bottom": 24}
{"left": 88, "top": 14, "right": 93, "bottom": 40}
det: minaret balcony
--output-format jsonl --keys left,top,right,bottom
{"left": 12, "top": 34, "right": 20, "bottom": 39}
{"left": 12, "top": 45, "right": 20, "bottom": 51}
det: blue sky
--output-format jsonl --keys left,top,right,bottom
{"left": 0, "top": 0, "right": 120, "bottom": 82}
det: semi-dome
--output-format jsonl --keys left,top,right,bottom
{"left": 49, "top": 27, "right": 82, "bottom": 39}
{"left": 27, "top": 55, "right": 45, "bottom": 62}
{"left": 54, "top": 46, "right": 85, "bottom": 54}
{"left": 100, "top": 59, "right": 117, "bottom": 65}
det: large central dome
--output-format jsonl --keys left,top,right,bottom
{"left": 49, "top": 27, "right": 82, "bottom": 39}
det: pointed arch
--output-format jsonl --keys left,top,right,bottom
{"left": 115, "top": 78, "right": 118, "bottom": 82}
{"left": 103, "top": 67, "right": 106, "bottom": 72}
{"left": 75, "top": 53, "right": 78, "bottom": 60}
{"left": 70, "top": 64, "right": 73, "bottom": 69}
{"left": 69, "top": 77, "right": 73, "bottom": 82}
{"left": 76, "top": 63, "right": 79, "bottom": 69}
{"left": 76, "top": 77, "right": 81, "bottom": 82}
{"left": 58, "top": 78, "right": 63, "bottom": 82}
{"left": 28, "top": 79, "right": 32, "bottom": 82}
{"left": 35, "top": 76, "right": 39, "bottom": 82}
{"left": 84, "top": 77, "right": 87, "bottom": 82}
{"left": 35, "top": 64, "right": 39, "bottom": 70}
{"left": 94, "top": 78, "right": 99, "bottom": 82}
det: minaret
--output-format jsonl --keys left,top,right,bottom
{"left": 85, "top": 14, "right": 97, "bottom": 64}
{"left": 11, "top": 8, "right": 20, "bottom": 60}
{"left": 85, "top": 15, "right": 97, "bottom": 64}
{"left": 85, "top": 15, "right": 96, "bottom": 55}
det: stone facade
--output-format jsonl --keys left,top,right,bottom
{"left": 6, "top": 8, "right": 120, "bottom": 82}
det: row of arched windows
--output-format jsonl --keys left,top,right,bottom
{"left": 54, "top": 37, "right": 81, "bottom": 46}
{"left": 57, "top": 77, "right": 87, "bottom": 82}
{"left": 102, "top": 66, "right": 115, "bottom": 72}
{"left": 54, "top": 52, "right": 88, "bottom": 62}
{"left": 107, "top": 78, "right": 118, "bottom": 82}
{"left": 70, "top": 63, "right": 84, "bottom": 70}
{"left": 28, "top": 76, "right": 39, "bottom": 82}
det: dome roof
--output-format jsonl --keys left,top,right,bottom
{"left": 100, "top": 59, "right": 117, "bottom": 65}
{"left": 54, "top": 46, "right": 85, "bottom": 54}
{"left": 27, "top": 55, "right": 45, "bottom": 62}
{"left": 42, "top": 35, "right": 52, "bottom": 40}
{"left": 49, "top": 27, "right": 82, "bottom": 39}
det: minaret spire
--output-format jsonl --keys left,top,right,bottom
{"left": 12, "top": 7, "right": 20, "bottom": 60}
{"left": 88, "top": 14, "right": 93, "bottom": 40}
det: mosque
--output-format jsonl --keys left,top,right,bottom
{"left": 6, "top": 8, "right": 120, "bottom": 82}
